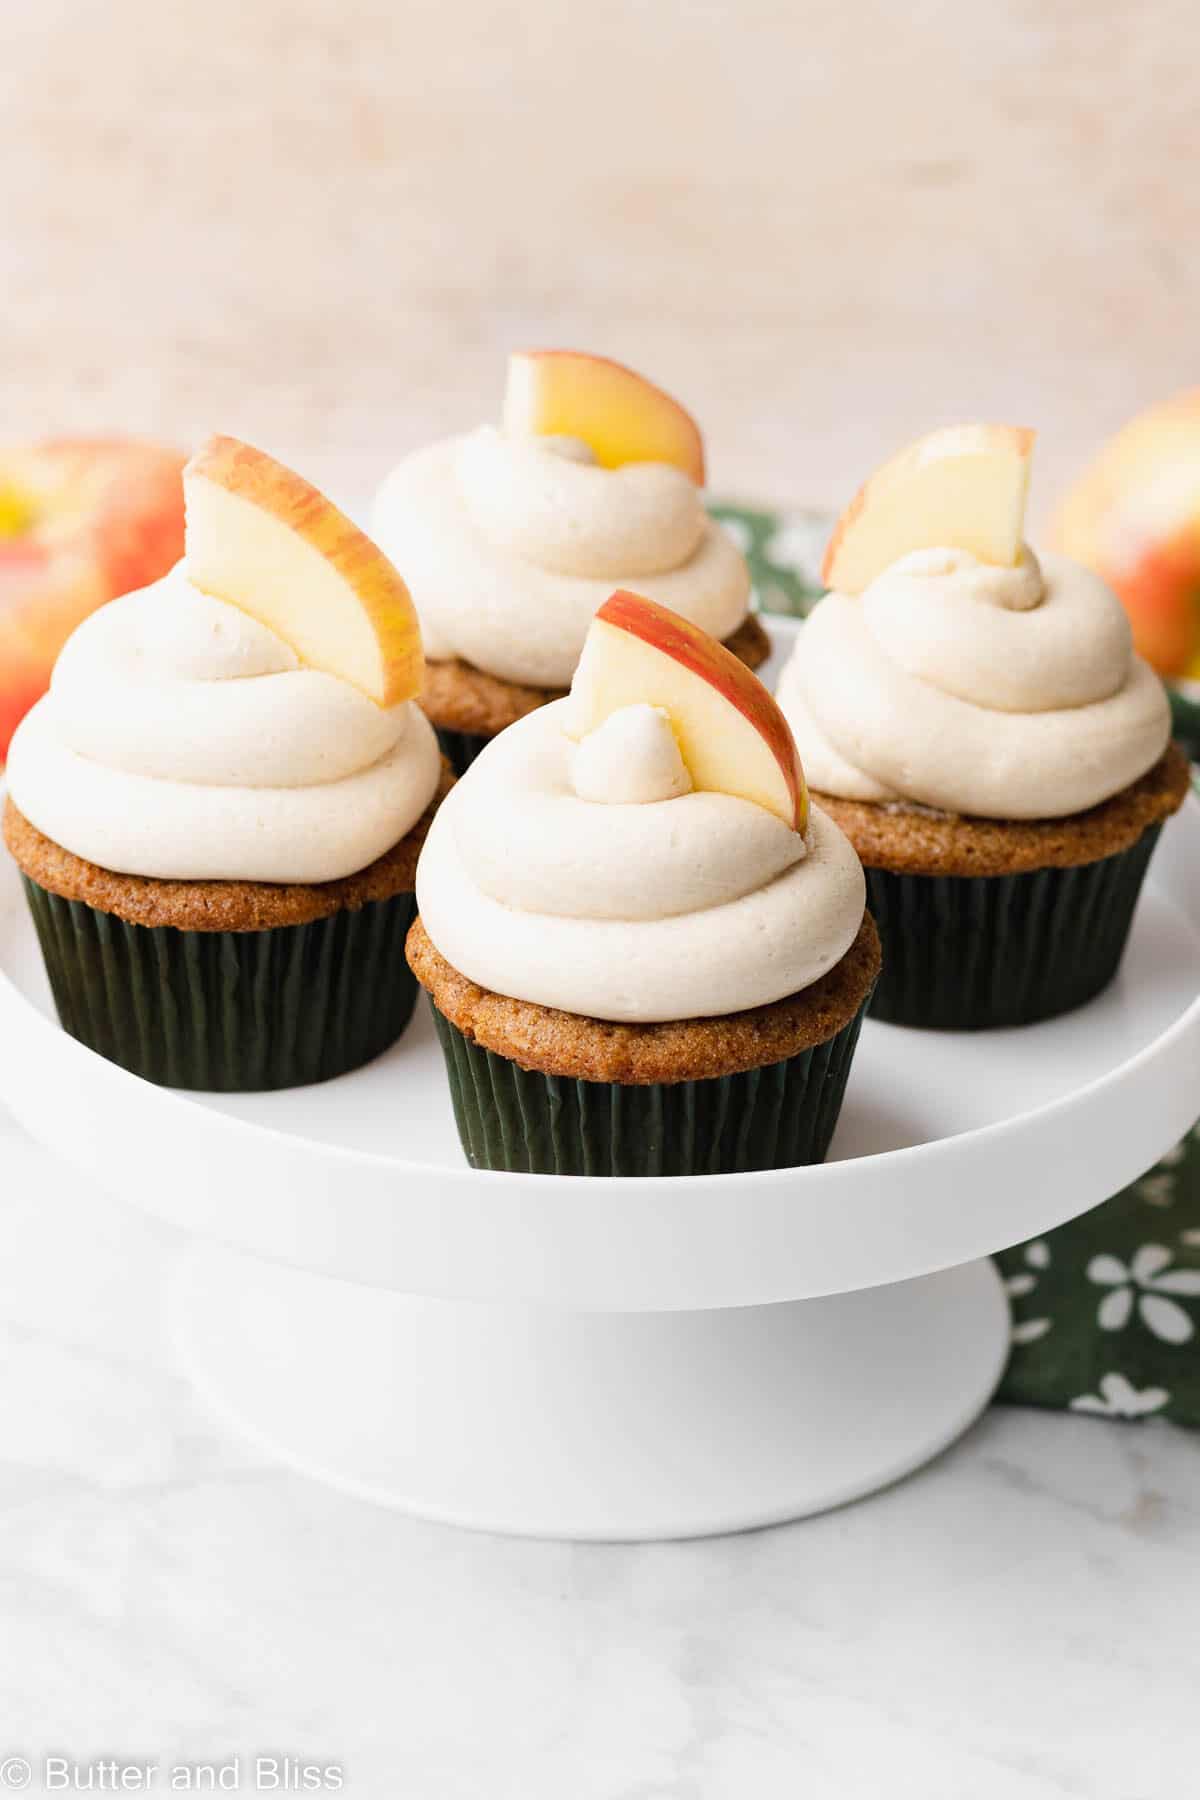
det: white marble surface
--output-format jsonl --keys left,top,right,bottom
{"left": 0, "top": 1105, "right": 1197, "bottom": 1797}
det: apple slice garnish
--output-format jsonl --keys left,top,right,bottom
{"left": 503, "top": 350, "right": 706, "bottom": 486}
{"left": 570, "top": 590, "right": 807, "bottom": 831}
{"left": 184, "top": 435, "right": 423, "bottom": 707}
{"left": 822, "top": 423, "right": 1036, "bottom": 595}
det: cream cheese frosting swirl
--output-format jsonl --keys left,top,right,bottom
{"left": 370, "top": 429, "right": 751, "bottom": 688}
{"left": 777, "top": 547, "right": 1171, "bottom": 820}
{"left": 416, "top": 700, "right": 865, "bottom": 1022}
{"left": 6, "top": 565, "right": 441, "bottom": 883}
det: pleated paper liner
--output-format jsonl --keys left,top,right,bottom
{"left": 864, "top": 824, "right": 1163, "bottom": 1030}
{"left": 20, "top": 877, "right": 420, "bottom": 1091}
{"left": 430, "top": 998, "right": 871, "bottom": 1177}
{"left": 435, "top": 726, "right": 492, "bottom": 776}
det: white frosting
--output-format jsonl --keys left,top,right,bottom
{"left": 6, "top": 566, "right": 441, "bottom": 883}
{"left": 370, "top": 430, "right": 751, "bottom": 688}
{"left": 571, "top": 705, "right": 692, "bottom": 805}
{"left": 777, "top": 548, "right": 1171, "bottom": 820}
{"left": 416, "top": 700, "right": 865, "bottom": 1022}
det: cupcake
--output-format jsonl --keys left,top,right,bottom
{"left": 3, "top": 435, "right": 451, "bottom": 1091}
{"left": 407, "top": 590, "right": 879, "bottom": 1176}
{"left": 775, "top": 424, "right": 1189, "bottom": 1030}
{"left": 371, "top": 350, "right": 767, "bottom": 772}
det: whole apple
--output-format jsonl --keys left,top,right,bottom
{"left": 1050, "top": 388, "right": 1200, "bottom": 680}
{"left": 0, "top": 438, "right": 187, "bottom": 762}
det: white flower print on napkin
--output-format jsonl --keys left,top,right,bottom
{"left": 1070, "top": 1373, "right": 1170, "bottom": 1418}
{"left": 1007, "top": 1241, "right": 1052, "bottom": 1343}
{"left": 1087, "top": 1244, "right": 1200, "bottom": 1343}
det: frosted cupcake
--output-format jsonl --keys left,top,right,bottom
{"left": 776, "top": 425, "right": 1188, "bottom": 1029}
{"left": 3, "top": 436, "right": 450, "bottom": 1090}
{"left": 408, "top": 591, "right": 879, "bottom": 1176}
{"left": 371, "top": 351, "right": 766, "bottom": 771}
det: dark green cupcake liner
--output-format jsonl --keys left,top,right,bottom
{"left": 21, "top": 876, "right": 419, "bottom": 1091}
{"left": 864, "top": 824, "right": 1163, "bottom": 1031}
{"left": 429, "top": 998, "right": 871, "bottom": 1176}
{"left": 435, "top": 726, "right": 493, "bottom": 775}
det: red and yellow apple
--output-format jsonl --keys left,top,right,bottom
{"left": 503, "top": 350, "right": 706, "bottom": 486}
{"left": 0, "top": 438, "right": 186, "bottom": 761}
{"left": 570, "top": 590, "right": 807, "bottom": 830}
{"left": 184, "top": 435, "right": 423, "bottom": 707}
{"left": 1049, "top": 389, "right": 1200, "bottom": 678}
{"left": 822, "top": 423, "right": 1036, "bottom": 595}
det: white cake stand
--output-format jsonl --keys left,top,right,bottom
{"left": 2, "top": 622, "right": 1199, "bottom": 1539}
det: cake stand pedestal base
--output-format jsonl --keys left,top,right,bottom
{"left": 168, "top": 1245, "right": 1010, "bottom": 1541}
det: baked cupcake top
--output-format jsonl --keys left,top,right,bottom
{"left": 6, "top": 436, "right": 440, "bottom": 884}
{"left": 371, "top": 351, "right": 751, "bottom": 689}
{"left": 777, "top": 425, "right": 1172, "bottom": 821}
{"left": 416, "top": 591, "right": 865, "bottom": 1023}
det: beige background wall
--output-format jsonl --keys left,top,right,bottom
{"left": 4, "top": 0, "right": 1197, "bottom": 522}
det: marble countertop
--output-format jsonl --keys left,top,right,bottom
{"left": 1, "top": 1104, "right": 1197, "bottom": 1798}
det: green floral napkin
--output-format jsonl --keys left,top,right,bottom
{"left": 713, "top": 500, "right": 1200, "bottom": 1427}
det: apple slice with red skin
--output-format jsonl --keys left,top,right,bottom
{"left": 822, "top": 423, "right": 1036, "bottom": 595}
{"left": 570, "top": 590, "right": 807, "bottom": 832}
{"left": 184, "top": 435, "right": 423, "bottom": 708}
{"left": 504, "top": 350, "right": 706, "bottom": 486}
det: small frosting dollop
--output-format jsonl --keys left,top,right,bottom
{"left": 571, "top": 704, "right": 692, "bottom": 805}
{"left": 415, "top": 700, "right": 864, "bottom": 1022}
{"left": 777, "top": 547, "right": 1171, "bottom": 820}
{"left": 6, "top": 564, "right": 441, "bottom": 883}
{"left": 891, "top": 544, "right": 1046, "bottom": 613}
{"left": 370, "top": 429, "right": 751, "bottom": 688}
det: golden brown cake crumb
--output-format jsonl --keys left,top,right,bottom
{"left": 421, "top": 658, "right": 557, "bottom": 737}
{"left": 813, "top": 743, "right": 1190, "bottom": 878}
{"left": 406, "top": 911, "right": 880, "bottom": 1085}
{"left": 421, "top": 614, "right": 772, "bottom": 737}
{"left": 717, "top": 612, "right": 772, "bottom": 671}
{"left": 3, "top": 760, "right": 456, "bottom": 933}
